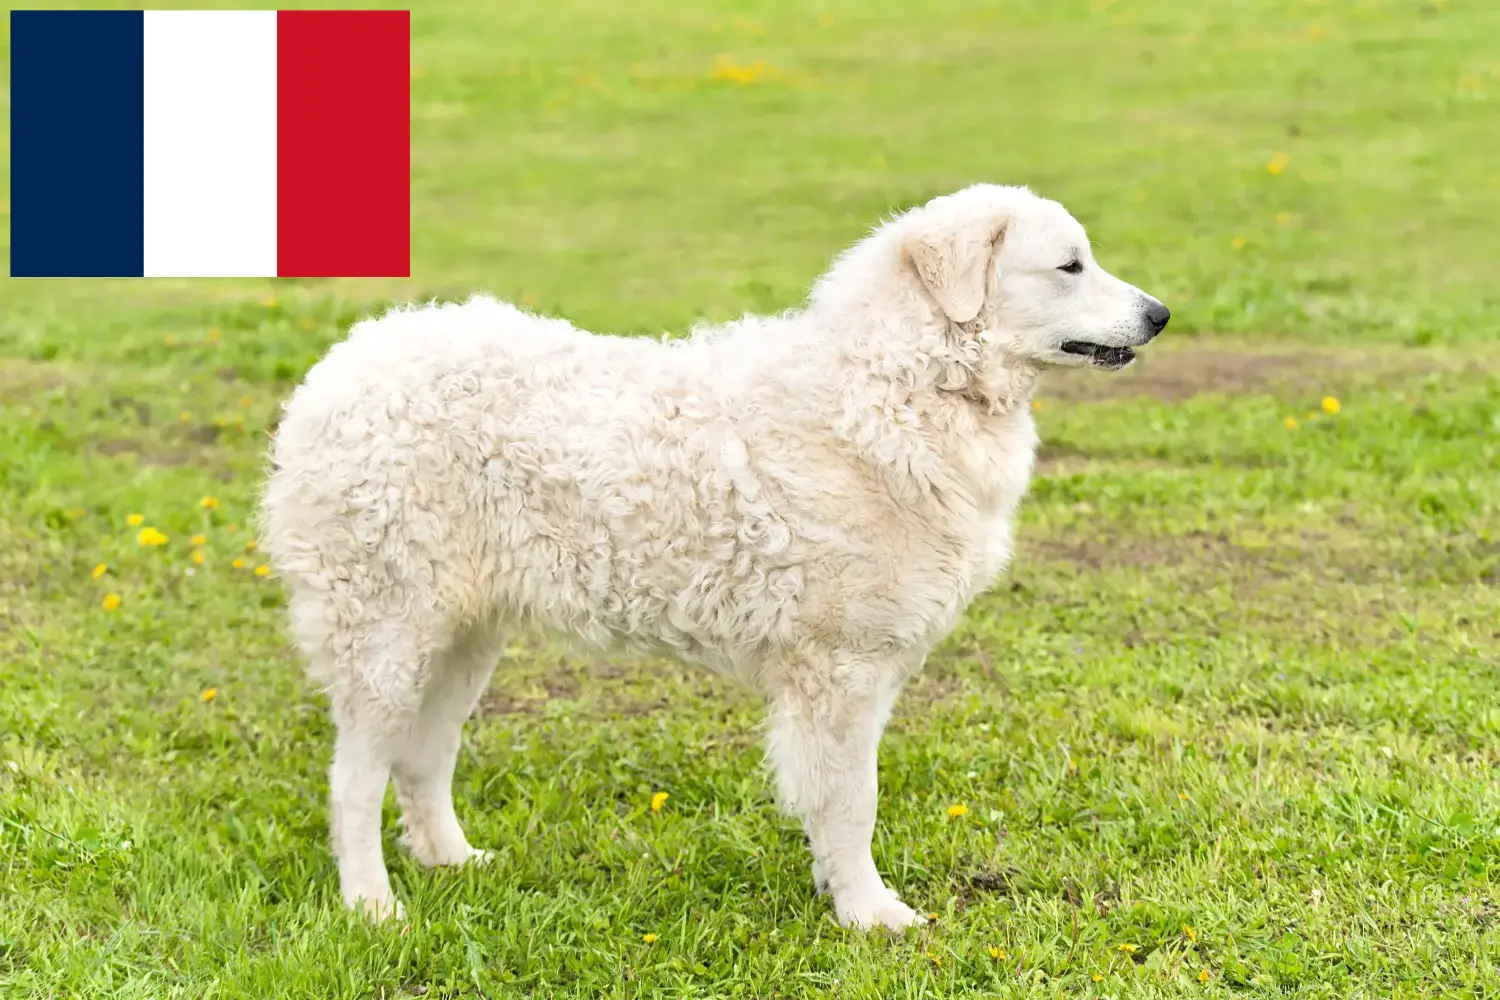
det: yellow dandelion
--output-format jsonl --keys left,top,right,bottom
{"left": 1093, "top": 973, "right": 1104, "bottom": 982}
{"left": 1321, "top": 395, "right": 1340, "bottom": 414}
{"left": 926, "top": 951, "right": 942, "bottom": 967}
{"left": 1031, "top": 398, "right": 1043, "bottom": 412}
{"left": 200, "top": 496, "right": 220, "bottom": 510}
{"left": 101, "top": 593, "right": 122, "bottom": 611}
{"left": 927, "top": 912, "right": 939, "bottom": 921}
{"left": 138, "top": 527, "right": 168, "bottom": 547}
{"left": 127, "top": 513, "right": 145, "bottom": 526}
{"left": 1231, "top": 235, "right": 1246, "bottom": 249}
{"left": 1183, "top": 923, "right": 1197, "bottom": 942}
{"left": 1179, "top": 791, "right": 1190, "bottom": 802}
{"left": 253, "top": 564, "right": 270, "bottom": 577}
{"left": 1199, "top": 968, "right": 1210, "bottom": 982}
{"left": 946, "top": 803, "right": 968, "bottom": 818}
{"left": 651, "top": 791, "right": 669, "bottom": 812}
{"left": 201, "top": 687, "right": 217, "bottom": 703}
{"left": 192, "top": 549, "right": 206, "bottom": 565}
{"left": 180, "top": 410, "right": 192, "bottom": 423}
{"left": 92, "top": 563, "right": 108, "bottom": 580}
{"left": 244, "top": 540, "right": 258, "bottom": 552}
{"left": 1284, "top": 416, "right": 1299, "bottom": 430}
{"left": 232, "top": 558, "right": 246, "bottom": 570}
{"left": 642, "top": 933, "right": 658, "bottom": 944}
{"left": 191, "top": 534, "right": 207, "bottom": 546}
{"left": 1117, "top": 943, "right": 1138, "bottom": 954}
{"left": 1267, "top": 152, "right": 1288, "bottom": 175}
{"left": 990, "top": 947, "right": 1003, "bottom": 959}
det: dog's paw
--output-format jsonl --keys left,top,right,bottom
{"left": 352, "top": 893, "right": 406, "bottom": 923}
{"left": 834, "top": 885, "right": 921, "bottom": 932}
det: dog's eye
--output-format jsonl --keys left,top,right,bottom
{"left": 1058, "top": 260, "right": 1083, "bottom": 274}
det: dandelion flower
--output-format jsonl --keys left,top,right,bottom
{"left": 946, "top": 803, "right": 968, "bottom": 818}
{"left": 138, "top": 527, "right": 168, "bottom": 547}
{"left": 1031, "top": 399, "right": 1043, "bottom": 412}
{"left": 1179, "top": 791, "right": 1190, "bottom": 802}
{"left": 101, "top": 593, "right": 122, "bottom": 611}
{"left": 127, "top": 513, "right": 145, "bottom": 526}
{"left": 1118, "top": 943, "right": 1138, "bottom": 954}
{"left": 192, "top": 549, "right": 206, "bottom": 565}
{"left": 1267, "top": 152, "right": 1288, "bottom": 175}
{"left": 927, "top": 912, "right": 939, "bottom": 921}
{"left": 200, "top": 496, "right": 220, "bottom": 510}
{"left": 991, "top": 947, "right": 1005, "bottom": 959}
{"left": 201, "top": 687, "right": 218, "bottom": 702}
{"left": 92, "top": 563, "right": 108, "bottom": 580}
{"left": 254, "top": 564, "right": 270, "bottom": 577}
{"left": 232, "top": 558, "right": 246, "bottom": 570}
{"left": 651, "top": 791, "right": 669, "bottom": 812}
{"left": 1284, "top": 416, "right": 1299, "bottom": 430}
{"left": 1183, "top": 923, "right": 1197, "bottom": 942}
{"left": 642, "top": 933, "right": 657, "bottom": 944}
{"left": 191, "top": 534, "right": 207, "bottom": 546}
{"left": 926, "top": 951, "right": 942, "bottom": 967}
{"left": 1093, "top": 974, "right": 1104, "bottom": 982}
{"left": 1231, "top": 235, "right": 1246, "bottom": 249}
{"left": 1199, "top": 968, "right": 1210, "bottom": 982}
{"left": 245, "top": 540, "right": 258, "bottom": 552}
{"left": 1322, "top": 395, "right": 1340, "bottom": 414}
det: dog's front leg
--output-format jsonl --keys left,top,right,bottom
{"left": 765, "top": 650, "right": 919, "bottom": 931}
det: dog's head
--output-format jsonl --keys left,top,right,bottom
{"left": 903, "top": 184, "right": 1168, "bottom": 372}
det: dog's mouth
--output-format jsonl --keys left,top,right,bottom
{"left": 1060, "top": 341, "right": 1136, "bottom": 370}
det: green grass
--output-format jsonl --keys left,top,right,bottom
{"left": 2, "top": 0, "right": 1498, "bottom": 996}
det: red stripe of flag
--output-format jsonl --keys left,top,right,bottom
{"left": 277, "top": 10, "right": 409, "bottom": 278}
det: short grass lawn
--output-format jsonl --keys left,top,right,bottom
{"left": 2, "top": 0, "right": 1498, "bottom": 996}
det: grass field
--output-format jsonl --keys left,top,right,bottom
{"left": 3, "top": 0, "right": 1499, "bottom": 996}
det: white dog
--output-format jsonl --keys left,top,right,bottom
{"left": 261, "top": 184, "right": 1168, "bottom": 930}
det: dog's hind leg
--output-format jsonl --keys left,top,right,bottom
{"left": 323, "top": 617, "right": 450, "bottom": 920}
{"left": 392, "top": 621, "right": 504, "bottom": 869}
{"left": 765, "top": 649, "right": 918, "bottom": 932}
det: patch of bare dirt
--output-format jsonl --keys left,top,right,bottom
{"left": 1039, "top": 338, "right": 1482, "bottom": 404}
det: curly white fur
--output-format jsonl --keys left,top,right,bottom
{"left": 261, "top": 183, "right": 1167, "bottom": 929}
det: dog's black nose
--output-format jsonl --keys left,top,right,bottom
{"left": 1144, "top": 301, "right": 1170, "bottom": 336}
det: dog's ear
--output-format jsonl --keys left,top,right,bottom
{"left": 903, "top": 205, "right": 1009, "bottom": 324}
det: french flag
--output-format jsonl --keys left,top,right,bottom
{"left": 10, "top": 9, "right": 410, "bottom": 278}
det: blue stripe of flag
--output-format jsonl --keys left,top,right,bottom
{"left": 11, "top": 11, "right": 146, "bottom": 277}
